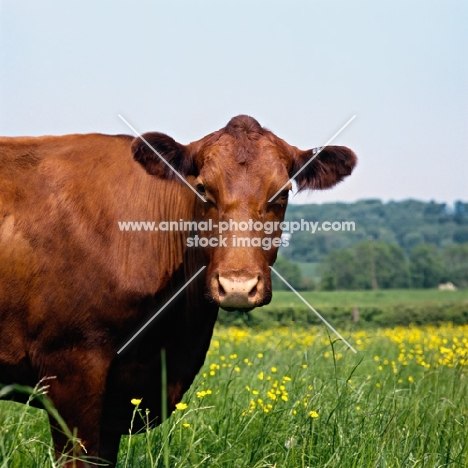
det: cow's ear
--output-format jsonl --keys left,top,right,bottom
{"left": 291, "top": 146, "right": 357, "bottom": 191}
{"left": 131, "top": 132, "right": 197, "bottom": 179}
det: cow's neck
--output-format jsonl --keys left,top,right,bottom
{"left": 111, "top": 172, "right": 199, "bottom": 297}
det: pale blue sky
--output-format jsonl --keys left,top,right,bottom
{"left": 1, "top": 1, "right": 466, "bottom": 204}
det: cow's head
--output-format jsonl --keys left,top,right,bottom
{"left": 132, "top": 115, "right": 357, "bottom": 310}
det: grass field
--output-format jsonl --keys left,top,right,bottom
{"left": 268, "top": 288, "right": 468, "bottom": 308}
{"left": 217, "top": 288, "right": 468, "bottom": 330}
{"left": 1, "top": 322, "right": 468, "bottom": 467}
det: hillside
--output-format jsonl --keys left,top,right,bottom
{"left": 282, "top": 199, "right": 468, "bottom": 262}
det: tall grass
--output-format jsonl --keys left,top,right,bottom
{"left": 0, "top": 379, "right": 85, "bottom": 468}
{"left": 1, "top": 324, "right": 468, "bottom": 467}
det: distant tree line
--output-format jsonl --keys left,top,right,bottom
{"left": 282, "top": 199, "right": 468, "bottom": 263}
{"left": 319, "top": 241, "right": 468, "bottom": 290}
{"left": 273, "top": 199, "right": 468, "bottom": 291}
{"left": 274, "top": 241, "right": 468, "bottom": 291}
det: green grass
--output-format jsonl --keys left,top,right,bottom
{"left": 217, "top": 289, "right": 468, "bottom": 329}
{"left": 268, "top": 288, "right": 468, "bottom": 308}
{"left": 1, "top": 324, "right": 468, "bottom": 467}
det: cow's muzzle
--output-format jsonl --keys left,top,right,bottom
{"left": 210, "top": 270, "right": 266, "bottom": 310}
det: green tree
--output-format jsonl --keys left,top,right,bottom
{"left": 320, "top": 274, "right": 336, "bottom": 291}
{"left": 454, "top": 201, "right": 468, "bottom": 225}
{"left": 453, "top": 227, "right": 468, "bottom": 243}
{"left": 409, "top": 244, "right": 445, "bottom": 288}
{"left": 320, "top": 241, "right": 409, "bottom": 290}
{"left": 443, "top": 243, "right": 468, "bottom": 288}
{"left": 402, "top": 232, "right": 424, "bottom": 252}
{"left": 272, "top": 255, "right": 303, "bottom": 290}
{"left": 355, "top": 241, "right": 409, "bottom": 289}
{"left": 319, "top": 249, "right": 361, "bottom": 290}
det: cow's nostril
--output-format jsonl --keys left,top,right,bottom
{"left": 248, "top": 284, "right": 257, "bottom": 298}
{"left": 248, "top": 276, "right": 261, "bottom": 298}
{"left": 218, "top": 282, "right": 226, "bottom": 297}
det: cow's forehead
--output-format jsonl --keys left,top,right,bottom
{"left": 189, "top": 117, "right": 295, "bottom": 200}
{"left": 198, "top": 131, "right": 292, "bottom": 167}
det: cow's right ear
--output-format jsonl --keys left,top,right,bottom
{"left": 131, "top": 132, "right": 197, "bottom": 179}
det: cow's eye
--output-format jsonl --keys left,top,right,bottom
{"left": 196, "top": 183, "right": 206, "bottom": 195}
{"left": 275, "top": 190, "right": 289, "bottom": 204}
{"left": 268, "top": 189, "right": 290, "bottom": 211}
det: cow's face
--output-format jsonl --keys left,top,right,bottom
{"left": 132, "top": 115, "right": 357, "bottom": 310}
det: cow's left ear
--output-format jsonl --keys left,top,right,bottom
{"left": 131, "top": 132, "right": 197, "bottom": 179}
{"left": 291, "top": 146, "right": 357, "bottom": 191}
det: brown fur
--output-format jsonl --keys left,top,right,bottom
{"left": 0, "top": 115, "right": 357, "bottom": 466}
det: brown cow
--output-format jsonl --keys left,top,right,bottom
{"left": 0, "top": 115, "right": 357, "bottom": 466}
